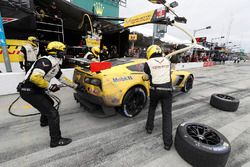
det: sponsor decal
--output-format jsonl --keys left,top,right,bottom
{"left": 152, "top": 65, "right": 169, "bottom": 69}
{"left": 111, "top": 97, "right": 119, "bottom": 104}
{"left": 124, "top": 7, "right": 166, "bottom": 28}
{"left": 85, "top": 37, "right": 100, "bottom": 48}
{"left": 42, "top": 62, "right": 50, "bottom": 67}
{"left": 87, "top": 87, "right": 100, "bottom": 95}
{"left": 212, "top": 142, "right": 229, "bottom": 151}
{"left": 129, "top": 34, "right": 137, "bottom": 41}
{"left": 90, "top": 62, "right": 112, "bottom": 72}
{"left": 113, "top": 76, "right": 133, "bottom": 82}
{"left": 2, "top": 17, "right": 18, "bottom": 24}
{"left": 0, "top": 46, "right": 23, "bottom": 62}
{"left": 93, "top": 2, "right": 104, "bottom": 16}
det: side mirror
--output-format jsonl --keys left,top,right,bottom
{"left": 170, "top": 1, "right": 178, "bottom": 8}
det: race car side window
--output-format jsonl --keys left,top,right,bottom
{"left": 127, "top": 63, "right": 145, "bottom": 72}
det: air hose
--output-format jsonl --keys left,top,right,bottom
{"left": 8, "top": 92, "right": 61, "bottom": 117}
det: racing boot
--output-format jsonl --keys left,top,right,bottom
{"left": 40, "top": 122, "right": 48, "bottom": 127}
{"left": 164, "top": 143, "right": 172, "bottom": 151}
{"left": 50, "top": 138, "right": 72, "bottom": 148}
{"left": 145, "top": 127, "right": 153, "bottom": 134}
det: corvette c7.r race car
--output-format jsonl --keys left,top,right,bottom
{"left": 73, "top": 58, "right": 194, "bottom": 118}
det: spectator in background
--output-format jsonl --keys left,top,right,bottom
{"left": 100, "top": 46, "right": 109, "bottom": 61}
{"left": 221, "top": 53, "right": 226, "bottom": 64}
{"left": 110, "top": 45, "right": 119, "bottom": 58}
{"left": 191, "top": 54, "right": 198, "bottom": 62}
{"left": 36, "top": 6, "right": 46, "bottom": 22}
{"left": 48, "top": 1, "right": 61, "bottom": 20}
{"left": 139, "top": 48, "right": 146, "bottom": 58}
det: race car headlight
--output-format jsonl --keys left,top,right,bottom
{"left": 90, "top": 78, "right": 101, "bottom": 87}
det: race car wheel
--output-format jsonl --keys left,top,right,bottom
{"left": 175, "top": 122, "right": 231, "bottom": 167}
{"left": 119, "top": 87, "right": 147, "bottom": 118}
{"left": 181, "top": 75, "right": 193, "bottom": 93}
{"left": 210, "top": 94, "right": 239, "bottom": 112}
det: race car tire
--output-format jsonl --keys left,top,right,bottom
{"left": 175, "top": 122, "right": 231, "bottom": 167}
{"left": 210, "top": 94, "right": 239, "bottom": 112}
{"left": 119, "top": 87, "right": 147, "bottom": 118}
{"left": 181, "top": 75, "right": 194, "bottom": 93}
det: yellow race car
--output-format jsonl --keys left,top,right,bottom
{"left": 73, "top": 57, "right": 193, "bottom": 118}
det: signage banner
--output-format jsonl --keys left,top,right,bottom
{"left": 129, "top": 34, "right": 138, "bottom": 41}
{"left": 148, "top": 0, "right": 166, "bottom": 4}
{"left": 124, "top": 7, "right": 166, "bottom": 28}
{"left": 0, "top": 15, "right": 7, "bottom": 46}
{"left": 85, "top": 37, "right": 100, "bottom": 47}
{"left": 2, "top": 17, "right": 18, "bottom": 24}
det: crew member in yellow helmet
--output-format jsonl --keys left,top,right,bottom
{"left": 84, "top": 46, "right": 100, "bottom": 61}
{"left": 18, "top": 41, "right": 84, "bottom": 148}
{"left": 27, "top": 36, "right": 40, "bottom": 58}
{"left": 100, "top": 45, "right": 109, "bottom": 61}
{"left": 143, "top": 44, "right": 173, "bottom": 150}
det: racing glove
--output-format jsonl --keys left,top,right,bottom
{"left": 49, "top": 84, "right": 60, "bottom": 92}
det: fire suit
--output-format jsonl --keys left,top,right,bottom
{"left": 20, "top": 43, "right": 40, "bottom": 73}
{"left": 19, "top": 55, "right": 77, "bottom": 143}
{"left": 144, "top": 55, "right": 173, "bottom": 147}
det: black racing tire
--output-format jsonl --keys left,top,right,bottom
{"left": 210, "top": 94, "right": 239, "bottom": 112}
{"left": 181, "top": 75, "right": 194, "bottom": 93}
{"left": 175, "top": 122, "right": 231, "bottom": 167}
{"left": 118, "top": 87, "right": 147, "bottom": 118}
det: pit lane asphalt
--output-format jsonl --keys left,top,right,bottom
{"left": 1, "top": 61, "right": 250, "bottom": 167}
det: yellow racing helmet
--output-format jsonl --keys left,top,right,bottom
{"left": 46, "top": 41, "right": 66, "bottom": 55}
{"left": 91, "top": 47, "right": 100, "bottom": 57}
{"left": 146, "top": 45, "right": 162, "bottom": 59}
{"left": 27, "top": 36, "right": 39, "bottom": 47}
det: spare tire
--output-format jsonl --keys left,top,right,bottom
{"left": 210, "top": 94, "right": 239, "bottom": 112}
{"left": 175, "top": 122, "right": 231, "bottom": 167}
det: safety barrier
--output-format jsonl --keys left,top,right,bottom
{"left": 175, "top": 62, "right": 204, "bottom": 70}
{"left": 0, "top": 69, "right": 74, "bottom": 96}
